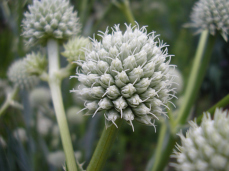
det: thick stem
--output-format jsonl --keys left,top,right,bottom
{"left": 86, "top": 119, "right": 122, "bottom": 171}
{"left": 47, "top": 39, "right": 77, "bottom": 171}
{"left": 0, "top": 85, "right": 19, "bottom": 117}
{"left": 147, "top": 30, "right": 216, "bottom": 171}
{"left": 175, "top": 30, "right": 210, "bottom": 125}
{"left": 80, "top": 0, "right": 88, "bottom": 28}
{"left": 114, "top": 0, "right": 135, "bottom": 26}
{"left": 146, "top": 124, "right": 176, "bottom": 171}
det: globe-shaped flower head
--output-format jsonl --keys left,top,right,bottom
{"left": 172, "top": 108, "right": 229, "bottom": 171}
{"left": 22, "top": 0, "right": 80, "bottom": 46}
{"left": 187, "top": 0, "right": 229, "bottom": 41}
{"left": 8, "top": 59, "right": 39, "bottom": 89}
{"left": 71, "top": 23, "right": 177, "bottom": 131}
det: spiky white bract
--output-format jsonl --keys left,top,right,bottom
{"left": 7, "top": 59, "right": 39, "bottom": 89}
{"left": 71, "top": 23, "right": 177, "bottom": 131}
{"left": 22, "top": 0, "right": 80, "bottom": 46}
{"left": 62, "top": 36, "right": 91, "bottom": 62}
{"left": 172, "top": 108, "right": 229, "bottom": 171}
{"left": 187, "top": 0, "right": 229, "bottom": 41}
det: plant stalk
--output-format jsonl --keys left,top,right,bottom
{"left": 175, "top": 30, "right": 210, "bottom": 126}
{"left": 147, "top": 30, "right": 216, "bottom": 171}
{"left": 146, "top": 123, "right": 176, "bottom": 171}
{"left": 0, "top": 85, "right": 19, "bottom": 117}
{"left": 47, "top": 39, "right": 77, "bottom": 171}
{"left": 114, "top": 0, "right": 135, "bottom": 26}
{"left": 86, "top": 119, "right": 122, "bottom": 171}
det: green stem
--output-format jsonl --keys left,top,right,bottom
{"left": 92, "top": 3, "right": 113, "bottom": 34}
{"left": 0, "top": 85, "right": 19, "bottom": 117}
{"left": 147, "top": 30, "right": 216, "bottom": 171}
{"left": 146, "top": 123, "right": 176, "bottom": 171}
{"left": 197, "top": 94, "right": 229, "bottom": 124}
{"left": 47, "top": 39, "right": 77, "bottom": 171}
{"left": 175, "top": 30, "right": 210, "bottom": 126}
{"left": 114, "top": 0, "right": 135, "bottom": 25}
{"left": 80, "top": 0, "right": 88, "bottom": 28}
{"left": 86, "top": 119, "right": 122, "bottom": 171}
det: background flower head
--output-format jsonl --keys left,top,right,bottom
{"left": 187, "top": 0, "right": 229, "bottom": 41}
{"left": 172, "top": 108, "right": 229, "bottom": 171}
{"left": 22, "top": 0, "right": 80, "bottom": 46}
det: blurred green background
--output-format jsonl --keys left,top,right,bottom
{"left": 0, "top": 0, "right": 229, "bottom": 171}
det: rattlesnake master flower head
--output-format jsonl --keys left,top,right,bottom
{"left": 7, "top": 59, "right": 39, "bottom": 89}
{"left": 24, "top": 52, "right": 47, "bottom": 76}
{"left": 71, "top": 23, "right": 177, "bottom": 131}
{"left": 22, "top": 0, "right": 80, "bottom": 46}
{"left": 187, "top": 0, "right": 229, "bottom": 41}
{"left": 62, "top": 36, "right": 91, "bottom": 62}
{"left": 172, "top": 108, "right": 229, "bottom": 171}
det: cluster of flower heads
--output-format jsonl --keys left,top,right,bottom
{"left": 22, "top": 0, "right": 80, "bottom": 46}
{"left": 187, "top": 0, "right": 229, "bottom": 41}
{"left": 172, "top": 108, "right": 229, "bottom": 171}
{"left": 71, "top": 23, "right": 177, "bottom": 131}
{"left": 7, "top": 59, "right": 39, "bottom": 90}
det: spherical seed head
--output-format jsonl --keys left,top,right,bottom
{"left": 62, "top": 36, "right": 91, "bottom": 62}
{"left": 24, "top": 52, "right": 47, "bottom": 76}
{"left": 71, "top": 23, "right": 177, "bottom": 131}
{"left": 22, "top": 0, "right": 80, "bottom": 46}
{"left": 187, "top": 0, "right": 229, "bottom": 41}
{"left": 172, "top": 108, "right": 229, "bottom": 171}
{"left": 29, "top": 87, "right": 51, "bottom": 107}
{"left": 7, "top": 59, "right": 39, "bottom": 89}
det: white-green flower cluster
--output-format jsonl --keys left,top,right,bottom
{"left": 62, "top": 36, "right": 91, "bottom": 62}
{"left": 172, "top": 108, "right": 229, "bottom": 171}
{"left": 188, "top": 0, "right": 229, "bottom": 41}
{"left": 7, "top": 59, "right": 39, "bottom": 89}
{"left": 22, "top": 0, "right": 80, "bottom": 46}
{"left": 71, "top": 23, "right": 177, "bottom": 131}
{"left": 24, "top": 52, "right": 47, "bottom": 76}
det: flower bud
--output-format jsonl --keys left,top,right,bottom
{"left": 62, "top": 36, "right": 91, "bottom": 62}
{"left": 24, "top": 52, "right": 47, "bottom": 76}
